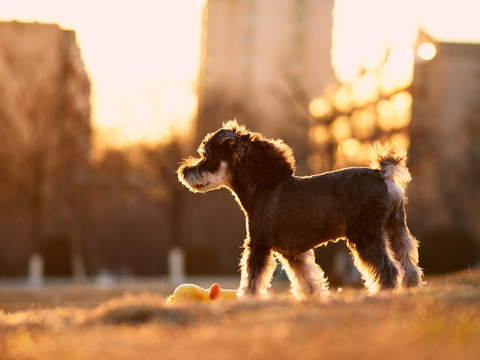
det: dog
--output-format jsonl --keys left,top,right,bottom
{"left": 177, "top": 120, "right": 423, "bottom": 299}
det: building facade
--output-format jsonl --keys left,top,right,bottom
{"left": 196, "top": 0, "right": 334, "bottom": 151}
{"left": 0, "top": 21, "right": 91, "bottom": 278}
{"left": 408, "top": 42, "right": 480, "bottom": 255}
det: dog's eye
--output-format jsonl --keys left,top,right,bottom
{"left": 200, "top": 157, "right": 221, "bottom": 172}
{"left": 197, "top": 146, "right": 207, "bottom": 158}
{"left": 201, "top": 148, "right": 210, "bottom": 159}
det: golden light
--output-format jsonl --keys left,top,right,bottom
{"left": 338, "top": 138, "right": 361, "bottom": 157}
{"left": 390, "top": 91, "right": 412, "bottom": 128}
{"left": 351, "top": 73, "right": 378, "bottom": 107}
{"left": 334, "top": 85, "right": 353, "bottom": 113}
{"left": 320, "top": 0, "right": 480, "bottom": 170}
{"left": 1, "top": 0, "right": 206, "bottom": 147}
{"left": 417, "top": 42, "right": 437, "bottom": 60}
{"left": 376, "top": 91, "right": 412, "bottom": 132}
{"left": 330, "top": 115, "right": 352, "bottom": 141}
{"left": 331, "top": 0, "right": 418, "bottom": 84}
{"left": 377, "top": 100, "right": 394, "bottom": 131}
{"left": 379, "top": 47, "right": 414, "bottom": 95}
{"left": 351, "top": 106, "right": 376, "bottom": 140}
{"left": 309, "top": 125, "right": 330, "bottom": 145}
{"left": 390, "top": 132, "right": 410, "bottom": 151}
{"left": 308, "top": 97, "right": 332, "bottom": 118}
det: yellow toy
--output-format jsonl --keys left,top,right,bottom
{"left": 167, "top": 283, "right": 237, "bottom": 304}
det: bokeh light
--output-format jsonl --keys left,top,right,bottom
{"left": 417, "top": 42, "right": 437, "bottom": 60}
{"left": 308, "top": 97, "right": 332, "bottom": 118}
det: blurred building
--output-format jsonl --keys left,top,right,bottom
{"left": 196, "top": 0, "right": 334, "bottom": 156}
{"left": 0, "top": 21, "right": 91, "bottom": 278}
{"left": 408, "top": 41, "right": 480, "bottom": 270}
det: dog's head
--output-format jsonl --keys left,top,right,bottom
{"left": 177, "top": 120, "right": 251, "bottom": 193}
{"left": 178, "top": 120, "right": 296, "bottom": 194}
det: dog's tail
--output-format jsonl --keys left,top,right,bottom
{"left": 370, "top": 142, "right": 411, "bottom": 205}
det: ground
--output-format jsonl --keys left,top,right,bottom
{"left": 0, "top": 270, "right": 479, "bottom": 360}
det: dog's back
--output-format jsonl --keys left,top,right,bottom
{"left": 259, "top": 167, "right": 391, "bottom": 255}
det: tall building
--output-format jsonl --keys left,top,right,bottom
{"left": 0, "top": 21, "right": 91, "bottom": 278}
{"left": 196, "top": 0, "right": 334, "bottom": 148}
{"left": 408, "top": 42, "right": 480, "bottom": 243}
{"left": 406, "top": 41, "right": 480, "bottom": 273}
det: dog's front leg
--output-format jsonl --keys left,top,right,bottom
{"left": 238, "top": 243, "right": 276, "bottom": 297}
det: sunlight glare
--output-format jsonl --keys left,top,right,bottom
{"left": 338, "top": 138, "right": 361, "bottom": 157}
{"left": 379, "top": 47, "right": 414, "bottom": 95}
{"left": 309, "top": 125, "right": 330, "bottom": 145}
{"left": 330, "top": 115, "right": 351, "bottom": 142}
{"left": 308, "top": 97, "right": 332, "bottom": 118}
{"left": 390, "top": 132, "right": 410, "bottom": 151}
{"left": 351, "top": 106, "right": 376, "bottom": 140}
{"left": 417, "top": 42, "right": 437, "bottom": 61}
{"left": 391, "top": 91, "right": 412, "bottom": 127}
{"left": 332, "top": 0, "right": 418, "bottom": 84}
{"left": 351, "top": 73, "right": 378, "bottom": 107}
{"left": 333, "top": 85, "right": 353, "bottom": 113}
{"left": 376, "top": 91, "right": 411, "bottom": 132}
{"left": 1, "top": 0, "right": 206, "bottom": 147}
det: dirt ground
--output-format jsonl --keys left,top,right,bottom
{"left": 0, "top": 270, "right": 479, "bottom": 360}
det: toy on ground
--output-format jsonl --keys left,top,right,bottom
{"left": 167, "top": 283, "right": 237, "bottom": 304}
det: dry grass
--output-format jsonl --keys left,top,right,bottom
{"left": 1, "top": 270, "right": 479, "bottom": 360}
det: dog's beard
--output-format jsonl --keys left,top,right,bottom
{"left": 179, "top": 160, "right": 231, "bottom": 193}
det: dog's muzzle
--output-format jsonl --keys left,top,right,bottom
{"left": 179, "top": 165, "right": 209, "bottom": 190}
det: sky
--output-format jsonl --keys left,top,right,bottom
{"left": 1, "top": 0, "right": 479, "bottom": 147}
{"left": 1, "top": 0, "right": 205, "bottom": 146}
{"left": 332, "top": 0, "right": 480, "bottom": 83}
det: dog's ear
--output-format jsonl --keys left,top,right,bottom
{"left": 234, "top": 134, "right": 251, "bottom": 160}
{"left": 217, "top": 130, "right": 240, "bottom": 147}
{"left": 216, "top": 130, "right": 251, "bottom": 160}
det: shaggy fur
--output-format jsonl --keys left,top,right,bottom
{"left": 177, "top": 121, "right": 424, "bottom": 299}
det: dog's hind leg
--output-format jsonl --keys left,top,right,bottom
{"left": 347, "top": 228, "right": 402, "bottom": 293}
{"left": 386, "top": 203, "right": 424, "bottom": 288}
{"left": 279, "top": 250, "right": 329, "bottom": 300}
{"left": 238, "top": 244, "right": 277, "bottom": 297}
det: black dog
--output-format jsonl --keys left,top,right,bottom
{"left": 177, "top": 121, "right": 423, "bottom": 299}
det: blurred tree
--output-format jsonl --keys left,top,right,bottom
{"left": 137, "top": 138, "right": 185, "bottom": 250}
{"left": 86, "top": 141, "right": 188, "bottom": 276}
{"left": 88, "top": 148, "right": 145, "bottom": 273}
